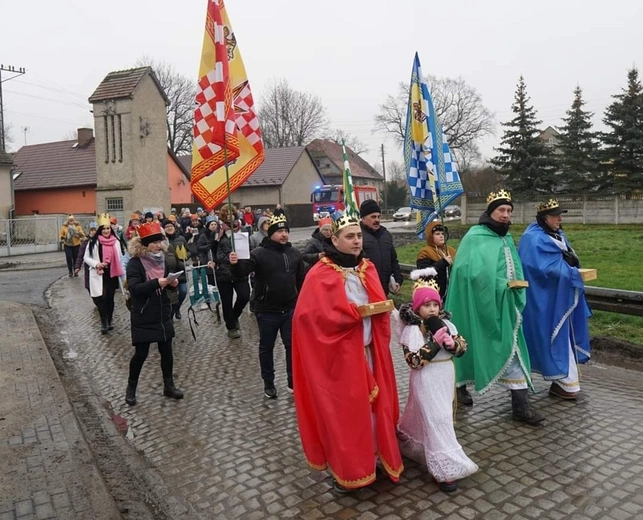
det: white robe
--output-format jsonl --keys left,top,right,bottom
{"left": 398, "top": 322, "right": 478, "bottom": 483}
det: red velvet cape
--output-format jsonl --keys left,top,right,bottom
{"left": 292, "top": 257, "right": 403, "bottom": 489}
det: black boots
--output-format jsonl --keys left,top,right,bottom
{"left": 511, "top": 389, "right": 545, "bottom": 425}
{"left": 163, "top": 380, "right": 184, "bottom": 399}
{"left": 107, "top": 313, "right": 114, "bottom": 331}
{"left": 100, "top": 315, "right": 109, "bottom": 335}
{"left": 125, "top": 380, "right": 137, "bottom": 406}
{"left": 457, "top": 386, "right": 473, "bottom": 406}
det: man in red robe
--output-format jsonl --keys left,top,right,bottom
{"left": 292, "top": 215, "right": 403, "bottom": 493}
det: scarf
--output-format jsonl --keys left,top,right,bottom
{"left": 64, "top": 224, "right": 79, "bottom": 246}
{"left": 324, "top": 244, "right": 364, "bottom": 268}
{"left": 97, "top": 234, "right": 124, "bottom": 277}
{"left": 140, "top": 251, "right": 166, "bottom": 282}
{"left": 478, "top": 212, "right": 510, "bottom": 237}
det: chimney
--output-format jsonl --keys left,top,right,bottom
{"left": 77, "top": 128, "right": 93, "bottom": 148}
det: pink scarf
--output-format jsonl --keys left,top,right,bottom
{"left": 140, "top": 252, "right": 166, "bottom": 282}
{"left": 97, "top": 234, "right": 124, "bottom": 277}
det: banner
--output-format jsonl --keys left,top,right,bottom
{"left": 191, "top": 0, "right": 265, "bottom": 210}
{"left": 404, "top": 53, "right": 463, "bottom": 238}
{"left": 341, "top": 141, "right": 360, "bottom": 218}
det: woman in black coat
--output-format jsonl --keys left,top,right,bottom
{"left": 124, "top": 222, "right": 184, "bottom": 406}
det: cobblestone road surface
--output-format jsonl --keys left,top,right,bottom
{"left": 38, "top": 276, "right": 643, "bottom": 518}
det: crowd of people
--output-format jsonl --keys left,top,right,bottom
{"left": 66, "top": 192, "right": 591, "bottom": 496}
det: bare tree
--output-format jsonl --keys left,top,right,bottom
{"left": 326, "top": 129, "right": 369, "bottom": 155}
{"left": 386, "top": 160, "right": 406, "bottom": 182}
{"left": 258, "top": 79, "right": 328, "bottom": 147}
{"left": 1, "top": 122, "right": 14, "bottom": 150}
{"left": 461, "top": 164, "right": 503, "bottom": 197}
{"left": 374, "top": 76, "right": 494, "bottom": 166}
{"left": 136, "top": 56, "right": 196, "bottom": 155}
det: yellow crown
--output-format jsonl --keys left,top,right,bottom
{"left": 268, "top": 214, "right": 287, "bottom": 227}
{"left": 535, "top": 198, "right": 560, "bottom": 213}
{"left": 487, "top": 189, "right": 512, "bottom": 205}
{"left": 96, "top": 213, "right": 111, "bottom": 228}
{"left": 413, "top": 277, "right": 441, "bottom": 293}
{"left": 331, "top": 214, "right": 360, "bottom": 235}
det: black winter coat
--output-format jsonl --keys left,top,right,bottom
{"left": 165, "top": 233, "right": 188, "bottom": 283}
{"left": 215, "top": 232, "right": 248, "bottom": 283}
{"left": 126, "top": 257, "right": 175, "bottom": 345}
{"left": 197, "top": 229, "right": 219, "bottom": 265}
{"left": 302, "top": 228, "right": 332, "bottom": 266}
{"left": 360, "top": 223, "right": 403, "bottom": 295}
{"left": 231, "top": 238, "right": 305, "bottom": 312}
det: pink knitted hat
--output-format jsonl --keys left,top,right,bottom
{"left": 412, "top": 286, "right": 442, "bottom": 312}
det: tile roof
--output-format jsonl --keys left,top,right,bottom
{"left": 179, "top": 146, "right": 316, "bottom": 187}
{"left": 306, "top": 139, "right": 383, "bottom": 181}
{"left": 88, "top": 67, "right": 170, "bottom": 105}
{"left": 12, "top": 139, "right": 97, "bottom": 191}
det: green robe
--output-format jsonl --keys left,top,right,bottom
{"left": 445, "top": 225, "right": 533, "bottom": 394}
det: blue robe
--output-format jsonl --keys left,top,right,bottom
{"left": 518, "top": 223, "right": 591, "bottom": 379}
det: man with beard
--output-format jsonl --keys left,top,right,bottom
{"left": 292, "top": 215, "right": 403, "bottom": 494}
{"left": 445, "top": 190, "right": 544, "bottom": 425}
{"left": 230, "top": 214, "right": 305, "bottom": 397}
{"left": 518, "top": 199, "right": 591, "bottom": 400}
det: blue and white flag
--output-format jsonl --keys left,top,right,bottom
{"left": 404, "top": 53, "right": 463, "bottom": 238}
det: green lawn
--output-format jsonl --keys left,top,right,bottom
{"left": 394, "top": 224, "right": 643, "bottom": 346}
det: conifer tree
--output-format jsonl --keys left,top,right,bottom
{"left": 556, "top": 86, "right": 600, "bottom": 192}
{"left": 492, "top": 76, "right": 556, "bottom": 195}
{"left": 601, "top": 67, "right": 643, "bottom": 195}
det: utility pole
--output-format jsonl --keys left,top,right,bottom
{"left": 380, "top": 144, "right": 387, "bottom": 216}
{"left": 21, "top": 126, "right": 29, "bottom": 145}
{"left": 0, "top": 64, "right": 27, "bottom": 152}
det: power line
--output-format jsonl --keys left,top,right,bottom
{"left": 0, "top": 64, "right": 27, "bottom": 152}
{"left": 4, "top": 88, "right": 90, "bottom": 110}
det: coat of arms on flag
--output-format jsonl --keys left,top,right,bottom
{"left": 404, "top": 53, "right": 463, "bottom": 238}
{"left": 191, "top": 0, "right": 265, "bottom": 210}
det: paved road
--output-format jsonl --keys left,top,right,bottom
{"left": 0, "top": 267, "right": 68, "bottom": 307}
{"left": 36, "top": 274, "right": 643, "bottom": 520}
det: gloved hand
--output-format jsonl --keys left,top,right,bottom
{"left": 562, "top": 250, "right": 579, "bottom": 267}
{"left": 433, "top": 326, "right": 455, "bottom": 350}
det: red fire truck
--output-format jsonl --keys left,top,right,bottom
{"left": 311, "top": 184, "right": 378, "bottom": 221}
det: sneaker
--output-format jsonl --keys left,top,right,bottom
{"left": 264, "top": 382, "right": 277, "bottom": 399}
{"left": 227, "top": 329, "right": 241, "bottom": 339}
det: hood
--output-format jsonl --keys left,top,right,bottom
{"left": 256, "top": 215, "right": 270, "bottom": 231}
{"left": 424, "top": 221, "right": 443, "bottom": 247}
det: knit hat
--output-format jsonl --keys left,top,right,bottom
{"left": 410, "top": 268, "right": 441, "bottom": 312}
{"left": 318, "top": 217, "right": 333, "bottom": 229}
{"left": 89, "top": 221, "right": 98, "bottom": 230}
{"left": 138, "top": 221, "right": 164, "bottom": 246}
{"left": 144, "top": 211, "right": 154, "bottom": 220}
{"left": 267, "top": 214, "right": 289, "bottom": 237}
{"left": 162, "top": 219, "right": 176, "bottom": 228}
{"left": 110, "top": 217, "right": 118, "bottom": 225}
{"left": 170, "top": 207, "right": 177, "bottom": 214}
{"left": 167, "top": 214, "right": 177, "bottom": 222}
{"left": 205, "top": 215, "right": 218, "bottom": 225}
{"left": 486, "top": 189, "right": 513, "bottom": 215}
{"left": 359, "top": 199, "right": 381, "bottom": 218}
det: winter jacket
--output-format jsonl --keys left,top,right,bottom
{"left": 197, "top": 228, "right": 219, "bottom": 265}
{"left": 165, "top": 233, "right": 188, "bottom": 284}
{"left": 126, "top": 243, "right": 175, "bottom": 345}
{"left": 215, "top": 230, "right": 248, "bottom": 283}
{"left": 185, "top": 223, "right": 203, "bottom": 258}
{"left": 75, "top": 239, "right": 91, "bottom": 292}
{"left": 59, "top": 223, "right": 85, "bottom": 247}
{"left": 302, "top": 228, "right": 332, "bottom": 266}
{"left": 249, "top": 216, "right": 270, "bottom": 250}
{"left": 231, "top": 237, "right": 305, "bottom": 312}
{"left": 83, "top": 238, "right": 125, "bottom": 298}
{"left": 360, "top": 223, "right": 403, "bottom": 295}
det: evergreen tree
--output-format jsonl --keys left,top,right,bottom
{"left": 556, "top": 86, "right": 601, "bottom": 192}
{"left": 492, "top": 76, "right": 556, "bottom": 195}
{"left": 601, "top": 67, "right": 643, "bottom": 195}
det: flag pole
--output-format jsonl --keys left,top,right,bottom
{"left": 223, "top": 135, "right": 235, "bottom": 251}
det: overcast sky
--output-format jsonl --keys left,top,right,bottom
{"left": 2, "top": 0, "right": 642, "bottom": 170}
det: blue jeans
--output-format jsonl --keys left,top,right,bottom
{"left": 255, "top": 309, "right": 293, "bottom": 384}
{"left": 178, "top": 282, "right": 188, "bottom": 307}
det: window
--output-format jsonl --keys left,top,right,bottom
{"left": 106, "top": 197, "right": 124, "bottom": 212}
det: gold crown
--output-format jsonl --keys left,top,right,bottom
{"left": 487, "top": 189, "right": 512, "bottom": 205}
{"left": 96, "top": 213, "right": 111, "bottom": 228}
{"left": 535, "top": 198, "right": 560, "bottom": 213}
{"left": 413, "top": 277, "right": 441, "bottom": 293}
{"left": 268, "top": 214, "right": 287, "bottom": 227}
{"left": 331, "top": 214, "right": 360, "bottom": 235}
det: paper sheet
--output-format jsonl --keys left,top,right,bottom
{"left": 233, "top": 232, "right": 250, "bottom": 259}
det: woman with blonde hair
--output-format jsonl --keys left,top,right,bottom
{"left": 125, "top": 221, "right": 183, "bottom": 406}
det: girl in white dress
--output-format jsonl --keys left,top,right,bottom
{"left": 397, "top": 268, "right": 478, "bottom": 492}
